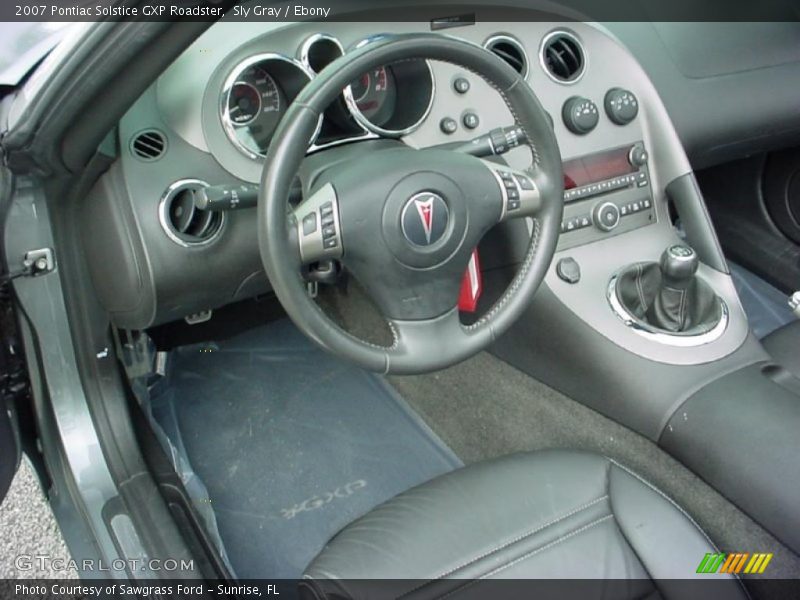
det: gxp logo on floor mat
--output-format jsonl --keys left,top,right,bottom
{"left": 696, "top": 552, "right": 773, "bottom": 574}
{"left": 280, "top": 480, "right": 368, "bottom": 520}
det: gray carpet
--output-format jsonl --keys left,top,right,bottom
{"left": 389, "top": 351, "right": 800, "bottom": 589}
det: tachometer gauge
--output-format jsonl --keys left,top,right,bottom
{"left": 344, "top": 59, "right": 434, "bottom": 138}
{"left": 350, "top": 72, "right": 371, "bottom": 103}
{"left": 348, "top": 66, "right": 394, "bottom": 125}
{"left": 221, "top": 54, "right": 319, "bottom": 159}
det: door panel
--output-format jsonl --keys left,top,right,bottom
{"left": 0, "top": 165, "right": 21, "bottom": 503}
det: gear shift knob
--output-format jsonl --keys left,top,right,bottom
{"left": 660, "top": 244, "right": 699, "bottom": 289}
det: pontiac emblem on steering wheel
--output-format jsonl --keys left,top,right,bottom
{"left": 401, "top": 192, "right": 449, "bottom": 247}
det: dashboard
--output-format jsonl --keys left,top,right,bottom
{"left": 85, "top": 16, "right": 694, "bottom": 330}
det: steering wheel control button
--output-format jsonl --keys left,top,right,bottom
{"left": 440, "top": 117, "right": 458, "bottom": 134}
{"left": 453, "top": 77, "right": 470, "bottom": 94}
{"left": 401, "top": 192, "right": 449, "bottom": 247}
{"left": 462, "top": 112, "right": 480, "bottom": 130}
{"left": 499, "top": 171, "right": 515, "bottom": 186}
{"left": 593, "top": 202, "right": 621, "bottom": 232}
{"left": 294, "top": 183, "right": 342, "bottom": 264}
{"left": 604, "top": 88, "right": 639, "bottom": 125}
{"left": 302, "top": 213, "right": 318, "bottom": 235}
{"left": 498, "top": 171, "right": 520, "bottom": 209}
{"left": 562, "top": 96, "right": 599, "bottom": 135}
{"left": 488, "top": 165, "right": 541, "bottom": 219}
{"left": 556, "top": 257, "right": 581, "bottom": 284}
{"left": 514, "top": 174, "right": 534, "bottom": 190}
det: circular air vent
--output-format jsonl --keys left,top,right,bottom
{"left": 484, "top": 35, "right": 528, "bottom": 77}
{"left": 130, "top": 129, "right": 167, "bottom": 161}
{"left": 159, "top": 180, "right": 224, "bottom": 247}
{"left": 540, "top": 30, "right": 585, "bottom": 83}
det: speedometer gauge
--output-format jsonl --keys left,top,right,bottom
{"left": 225, "top": 66, "right": 284, "bottom": 154}
{"left": 221, "top": 54, "right": 319, "bottom": 159}
{"left": 228, "top": 82, "right": 263, "bottom": 126}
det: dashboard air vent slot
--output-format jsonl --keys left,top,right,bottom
{"left": 541, "top": 31, "right": 585, "bottom": 83}
{"left": 484, "top": 35, "right": 528, "bottom": 77}
{"left": 159, "top": 180, "right": 223, "bottom": 247}
{"left": 130, "top": 129, "right": 167, "bottom": 161}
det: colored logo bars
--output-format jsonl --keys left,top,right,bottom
{"left": 696, "top": 552, "right": 773, "bottom": 575}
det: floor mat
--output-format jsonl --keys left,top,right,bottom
{"left": 729, "top": 262, "right": 794, "bottom": 339}
{"left": 148, "top": 319, "right": 462, "bottom": 580}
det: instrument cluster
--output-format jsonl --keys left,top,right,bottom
{"left": 220, "top": 34, "right": 434, "bottom": 158}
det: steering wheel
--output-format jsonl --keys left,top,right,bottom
{"left": 258, "top": 33, "right": 563, "bottom": 375}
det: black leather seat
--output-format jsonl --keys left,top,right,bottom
{"left": 302, "top": 451, "right": 747, "bottom": 599}
{"left": 763, "top": 320, "right": 800, "bottom": 379}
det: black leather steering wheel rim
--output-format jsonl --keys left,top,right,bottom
{"left": 258, "top": 33, "right": 563, "bottom": 375}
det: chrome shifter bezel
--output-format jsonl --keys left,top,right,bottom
{"left": 607, "top": 272, "right": 729, "bottom": 347}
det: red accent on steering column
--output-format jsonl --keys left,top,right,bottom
{"left": 458, "top": 250, "right": 482, "bottom": 313}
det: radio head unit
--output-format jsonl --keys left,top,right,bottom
{"left": 557, "top": 142, "right": 655, "bottom": 250}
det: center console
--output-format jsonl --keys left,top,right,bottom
{"left": 473, "top": 26, "right": 772, "bottom": 445}
{"left": 660, "top": 363, "right": 800, "bottom": 556}
{"left": 481, "top": 29, "right": 800, "bottom": 551}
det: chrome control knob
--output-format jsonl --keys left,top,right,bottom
{"left": 628, "top": 144, "right": 649, "bottom": 167}
{"left": 593, "top": 202, "right": 620, "bottom": 232}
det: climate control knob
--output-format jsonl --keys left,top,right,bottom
{"left": 562, "top": 96, "right": 599, "bottom": 135}
{"left": 593, "top": 201, "right": 621, "bottom": 232}
{"left": 604, "top": 88, "right": 639, "bottom": 125}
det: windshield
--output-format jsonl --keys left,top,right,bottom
{"left": 0, "top": 22, "right": 72, "bottom": 86}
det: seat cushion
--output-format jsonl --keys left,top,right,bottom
{"left": 302, "top": 450, "right": 747, "bottom": 599}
